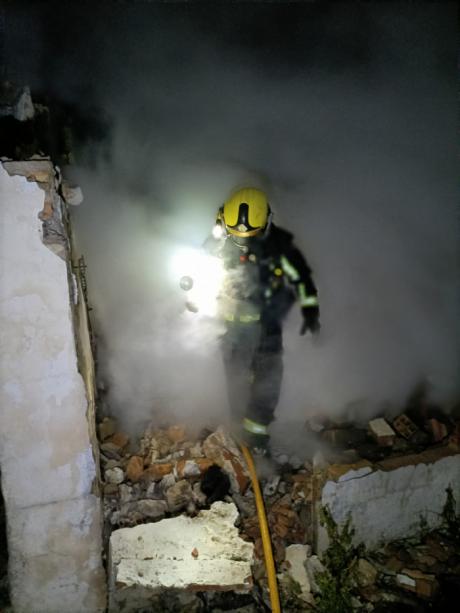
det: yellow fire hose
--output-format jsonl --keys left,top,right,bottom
{"left": 240, "top": 444, "right": 281, "bottom": 613}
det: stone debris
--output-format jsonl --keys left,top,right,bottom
{"left": 312, "top": 412, "right": 457, "bottom": 468}
{"left": 108, "top": 502, "right": 254, "bottom": 612}
{"left": 397, "top": 568, "right": 439, "bottom": 598}
{"left": 202, "top": 427, "right": 250, "bottom": 494}
{"left": 125, "top": 456, "right": 144, "bottom": 483}
{"left": 392, "top": 413, "right": 419, "bottom": 439}
{"left": 368, "top": 418, "right": 396, "bottom": 447}
{"left": 290, "top": 472, "right": 313, "bottom": 502}
{"left": 100, "top": 442, "right": 122, "bottom": 459}
{"left": 98, "top": 417, "right": 117, "bottom": 441}
{"left": 142, "top": 462, "right": 174, "bottom": 482}
{"left": 106, "top": 431, "right": 130, "bottom": 450}
{"left": 98, "top": 418, "right": 460, "bottom": 611}
{"left": 304, "top": 554, "right": 325, "bottom": 594}
{"left": 166, "top": 480, "right": 194, "bottom": 513}
{"left": 426, "top": 418, "right": 448, "bottom": 443}
{"left": 135, "top": 499, "right": 167, "bottom": 520}
{"left": 105, "top": 467, "right": 124, "bottom": 485}
{"left": 263, "top": 475, "right": 281, "bottom": 497}
{"left": 356, "top": 558, "right": 378, "bottom": 587}
{"left": 283, "top": 544, "right": 313, "bottom": 603}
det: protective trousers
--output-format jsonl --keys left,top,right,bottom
{"left": 221, "top": 319, "right": 283, "bottom": 428}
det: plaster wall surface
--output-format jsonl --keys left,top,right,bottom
{"left": 319, "top": 452, "right": 460, "bottom": 551}
{"left": 0, "top": 163, "right": 105, "bottom": 612}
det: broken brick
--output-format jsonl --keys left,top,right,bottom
{"left": 141, "top": 463, "right": 174, "bottom": 482}
{"left": 392, "top": 414, "right": 418, "bottom": 440}
{"left": 203, "top": 427, "right": 249, "bottom": 494}
{"left": 107, "top": 432, "right": 130, "bottom": 450}
{"left": 125, "top": 456, "right": 144, "bottom": 483}
{"left": 98, "top": 417, "right": 117, "bottom": 441}
{"left": 398, "top": 568, "right": 438, "bottom": 599}
{"left": 426, "top": 418, "right": 448, "bottom": 443}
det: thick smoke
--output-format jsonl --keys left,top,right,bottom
{"left": 3, "top": 3, "right": 458, "bottom": 432}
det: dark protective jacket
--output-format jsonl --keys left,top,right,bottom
{"left": 204, "top": 224, "right": 318, "bottom": 324}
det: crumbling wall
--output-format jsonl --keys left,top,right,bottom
{"left": 317, "top": 447, "right": 460, "bottom": 552}
{"left": 0, "top": 162, "right": 106, "bottom": 612}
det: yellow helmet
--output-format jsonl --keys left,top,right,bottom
{"left": 221, "top": 187, "right": 271, "bottom": 238}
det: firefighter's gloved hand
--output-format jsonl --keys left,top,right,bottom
{"left": 300, "top": 306, "right": 320, "bottom": 335}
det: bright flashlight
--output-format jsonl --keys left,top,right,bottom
{"left": 171, "top": 247, "right": 224, "bottom": 316}
{"left": 179, "top": 275, "right": 194, "bottom": 291}
{"left": 212, "top": 223, "right": 224, "bottom": 239}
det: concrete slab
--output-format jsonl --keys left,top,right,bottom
{"left": 109, "top": 502, "right": 253, "bottom": 612}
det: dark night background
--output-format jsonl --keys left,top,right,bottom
{"left": 1, "top": 1, "right": 458, "bottom": 432}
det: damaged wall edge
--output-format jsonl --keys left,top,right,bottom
{"left": 315, "top": 446, "right": 460, "bottom": 553}
{"left": 0, "top": 161, "right": 106, "bottom": 612}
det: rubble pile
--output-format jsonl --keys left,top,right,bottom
{"left": 98, "top": 420, "right": 322, "bottom": 610}
{"left": 99, "top": 423, "right": 251, "bottom": 529}
{"left": 306, "top": 408, "right": 459, "bottom": 465}
{"left": 98, "top": 413, "right": 459, "bottom": 611}
{"left": 349, "top": 526, "right": 460, "bottom": 611}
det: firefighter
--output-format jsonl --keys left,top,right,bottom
{"left": 205, "top": 187, "right": 320, "bottom": 453}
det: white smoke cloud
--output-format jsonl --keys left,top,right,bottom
{"left": 5, "top": 3, "right": 458, "bottom": 431}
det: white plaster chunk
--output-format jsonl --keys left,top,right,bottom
{"left": 61, "top": 180, "right": 84, "bottom": 205}
{"left": 305, "top": 555, "right": 325, "bottom": 594}
{"left": 396, "top": 573, "right": 416, "bottom": 588}
{"left": 284, "top": 544, "right": 312, "bottom": 601}
{"left": 369, "top": 418, "right": 395, "bottom": 437}
{"left": 368, "top": 418, "right": 396, "bottom": 446}
{"left": 109, "top": 502, "right": 253, "bottom": 611}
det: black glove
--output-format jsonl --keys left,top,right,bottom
{"left": 300, "top": 306, "right": 320, "bottom": 335}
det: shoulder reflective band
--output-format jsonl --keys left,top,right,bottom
{"left": 280, "top": 255, "right": 300, "bottom": 282}
{"left": 239, "top": 314, "right": 261, "bottom": 323}
{"left": 298, "top": 283, "right": 319, "bottom": 307}
{"left": 224, "top": 313, "right": 261, "bottom": 323}
{"left": 243, "top": 418, "right": 268, "bottom": 435}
